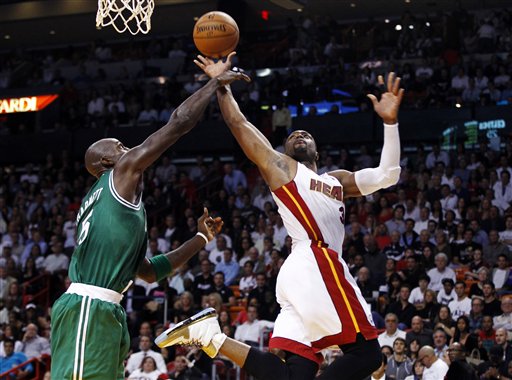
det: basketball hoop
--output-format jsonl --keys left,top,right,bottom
{"left": 96, "top": 0, "right": 155, "bottom": 35}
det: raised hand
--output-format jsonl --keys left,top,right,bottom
{"left": 197, "top": 207, "right": 224, "bottom": 241}
{"left": 194, "top": 52, "right": 236, "bottom": 78}
{"left": 367, "top": 72, "right": 404, "bottom": 125}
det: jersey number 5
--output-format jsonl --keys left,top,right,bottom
{"left": 77, "top": 209, "right": 93, "bottom": 245}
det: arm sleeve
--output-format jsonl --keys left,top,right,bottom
{"left": 354, "top": 123, "right": 401, "bottom": 196}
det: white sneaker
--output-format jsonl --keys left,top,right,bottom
{"left": 155, "top": 307, "right": 226, "bottom": 358}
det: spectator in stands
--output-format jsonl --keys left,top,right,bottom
{"left": 127, "top": 356, "right": 165, "bottom": 380}
{"left": 169, "top": 262, "right": 194, "bottom": 295}
{"left": 437, "top": 278, "right": 455, "bottom": 306}
{"left": 462, "top": 78, "right": 481, "bottom": 104}
{"left": 378, "top": 312, "right": 407, "bottom": 348}
{"left": 434, "top": 305, "right": 456, "bottom": 339}
{"left": 450, "top": 316, "right": 478, "bottom": 355}
{"left": 492, "top": 170, "right": 512, "bottom": 214}
{"left": 0, "top": 265, "right": 16, "bottom": 301}
{"left": 0, "top": 338, "right": 33, "bottom": 378}
{"left": 493, "top": 327, "right": 512, "bottom": 363}
{"left": 493, "top": 297, "right": 512, "bottom": 331}
{"left": 41, "top": 239, "right": 69, "bottom": 275}
{"left": 223, "top": 163, "right": 247, "bottom": 195}
{"left": 476, "top": 345, "right": 507, "bottom": 379}
{"left": 402, "top": 219, "right": 419, "bottom": 249}
{"left": 425, "top": 144, "right": 450, "bottom": 170}
{"left": 445, "top": 341, "right": 478, "bottom": 380}
{"left": 385, "top": 337, "right": 413, "bottom": 380}
{"left": 234, "top": 305, "right": 274, "bottom": 348}
{"left": 479, "top": 315, "right": 496, "bottom": 354}
{"left": 125, "top": 335, "right": 166, "bottom": 376}
{"left": 409, "top": 274, "right": 430, "bottom": 309}
{"left": 499, "top": 216, "right": 512, "bottom": 250}
{"left": 388, "top": 284, "right": 416, "bottom": 328}
{"left": 20, "top": 323, "right": 50, "bottom": 359}
{"left": 427, "top": 253, "right": 456, "bottom": 292}
{"left": 239, "top": 260, "right": 257, "bottom": 299}
{"left": 448, "top": 281, "right": 472, "bottom": 319}
{"left": 212, "top": 271, "right": 235, "bottom": 305}
{"left": 214, "top": 248, "right": 239, "bottom": 286}
{"left": 418, "top": 345, "right": 449, "bottom": 380}
{"left": 451, "top": 69, "right": 470, "bottom": 95}
{"left": 468, "top": 297, "right": 485, "bottom": 332}
{"left": 407, "top": 316, "right": 434, "bottom": 348}
{"left": 271, "top": 102, "right": 292, "bottom": 147}
{"left": 482, "top": 281, "right": 503, "bottom": 317}
{"left": 362, "top": 234, "right": 387, "bottom": 286}
{"left": 385, "top": 206, "right": 407, "bottom": 235}
{"left": 167, "top": 354, "right": 204, "bottom": 380}
{"left": 192, "top": 259, "right": 214, "bottom": 305}
{"left": 413, "top": 208, "right": 431, "bottom": 235}
{"left": 432, "top": 329, "right": 448, "bottom": 359}
{"left": 492, "top": 254, "right": 510, "bottom": 291}
{"left": 130, "top": 321, "right": 154, "bottom": 354}
{"left": 383, "top": 230, "right": 405, "bottom": 261}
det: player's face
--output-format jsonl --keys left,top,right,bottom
{"left": 284, "top": 130, "right": 317, "bottom": 163}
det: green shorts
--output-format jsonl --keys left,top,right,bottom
{"left": 51, "top": 292, "right": 129, "bottom": 380}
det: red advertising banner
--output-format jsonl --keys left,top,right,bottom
{"left": 0, "top": 94, "right": 59, "bottom": 114}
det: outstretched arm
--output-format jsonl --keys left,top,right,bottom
{"left": 195, "top": 54, "right": 295, "bottom": 189}
{"left": 330, "top": 73, "right": 404, "bottom": 198}
{"left": 137, "top": 208, "right": 223, "bottom": 283}
{"left": 115, "top": 71, "right": 248, "bottom": 202}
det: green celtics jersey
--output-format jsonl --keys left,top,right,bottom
{"left": 68, "top": 170, "right": 147, "bottom": 292}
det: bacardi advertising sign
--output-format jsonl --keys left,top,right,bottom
{"left": 0, "top": 94, "right": 58, "bottom": 114}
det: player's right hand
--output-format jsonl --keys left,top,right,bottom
{"left": 194, "top": 52, "right": 236, "bottom": 78}
{"left": 197, "top": 207, "right": 223, "bottom": 242}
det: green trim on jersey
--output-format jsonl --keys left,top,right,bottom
{"left": 68, "top": 170, "right": 147, "bottom": 292}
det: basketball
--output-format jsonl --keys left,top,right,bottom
{"left": 193, "top": 11, "right": 239, "bottom": 59}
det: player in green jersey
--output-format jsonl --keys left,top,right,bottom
{"left": 51, "top": 69, "right": 249, "bottom": 380}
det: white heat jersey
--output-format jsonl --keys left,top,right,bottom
{"left": 271, "top": 162, "right": 346, "bottom": 252}
{"left": 269, "top": 163, "right": 377, "bottom": 364}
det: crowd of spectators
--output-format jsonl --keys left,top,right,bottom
{"left": 1, "top": 7, "right": 512, "bottom": 134}
{"left": 0, "top": 125, "right": 512, "bottom": 378}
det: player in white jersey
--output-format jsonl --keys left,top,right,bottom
{"left": 156, "top": 55, "right": 404, "bottom": 380}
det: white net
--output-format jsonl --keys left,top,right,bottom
{"left": 96, "top": 0, "right": 155, "bottom": 35}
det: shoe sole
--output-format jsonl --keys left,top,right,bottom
{"left": 155, "top": 307, "right": 218, "bottom": 356}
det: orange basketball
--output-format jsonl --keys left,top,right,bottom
{"left": 193, "top": 11, "right": 239, "bottom": 59}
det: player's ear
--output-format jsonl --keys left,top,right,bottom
{"left": 315, "top": 152, "right": 319, "bottom": 162}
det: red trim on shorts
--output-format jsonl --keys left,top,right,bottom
{"left": 273, "top": 181, "right": 325, "bottom": 243}
{"left": 311, "top": 245, "right": 378, "bottom": 348}
{"left": 269, "top": 336, "right": 324, "bottom": 365}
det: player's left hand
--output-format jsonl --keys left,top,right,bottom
{"left": 194, "top": 52, "right": 236, "bottom": 78}
{"left": 197, "top": 207, "right": 223, "bottom": 241}
{"left": 367, "top": 72, "right": 404, "bottom": 125}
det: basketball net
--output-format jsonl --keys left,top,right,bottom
{"left": 96, "top": 0, "right": 154, "bottom": 35}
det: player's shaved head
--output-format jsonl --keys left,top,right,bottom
{"left": 85, "top": 138, "right": 124, "bottom": 178}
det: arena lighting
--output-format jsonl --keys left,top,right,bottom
{"left": 425, "top": 21, "right": 431, "bottom": 27}
{"left": 350, "top": 3, "right": 356, "bottom": 8}
{"left": 256, "top": 68, "right": 272, "bottom": 77}
{"left": 0, "top": 95, "right": 58, "bottom": 114}
{"left": 409, "top": 25, "right": 414, "bottom": 30}
{"left": 455, "top": 102, "right": 462, "bottom": 108}
{"left": 384, "top": 19, "right": 390, "bottom": 23}
{"left": 4, "top": 35, "right": 10, "bottom": 40}
{"left": 395, "top": 24, "right": 402, "bottom": 31}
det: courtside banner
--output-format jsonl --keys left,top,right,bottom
{"left": 0, "top": 94, "right": 59, "bottom": 114}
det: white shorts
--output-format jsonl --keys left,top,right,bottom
{"left": 269, "top": 241, "right": 377, "bottom": 363}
